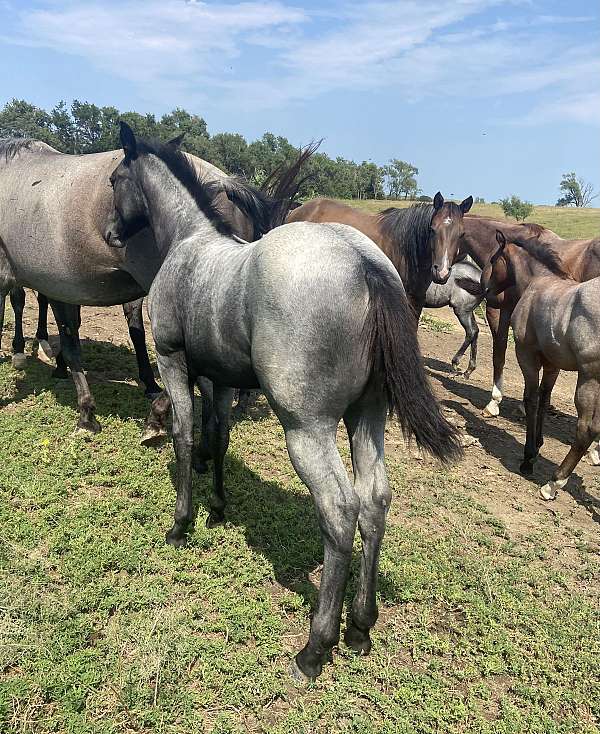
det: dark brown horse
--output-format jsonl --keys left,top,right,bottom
{"left": 287, "top": 193, "right": 473, "bottom": 318}
{"left": 459, "top": 216, "right": 600, "bottom": 416}
{"left": 481, "top": 231, "right": 600, "bottom": 499}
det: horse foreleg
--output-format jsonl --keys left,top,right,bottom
{"left": 49, "top": 300, "right": 100, "bottom": 433}
{"left": 34, "top": 293, "right": 54, "bottom": 364}
{"left": 451, "top": 307, "right": 479, "bottom": 378}
{"left": 541, "top": 375, "right": 600, "bottom": 500}
{"left": 484, "top": 305, "right": 510, "bottom": 416}
{"left": 193, "top": 376, "right": 213, "bottom": 474}
{"left": 536, "top": 367, "right": 560, "bottom": 451}
{"left": 515, "top": 345, "right": 541, "bottom": 475}
{"left": 343, "top": 387, "right": 390, "bottom": 657}
{"left": 122, "top": 299, "right": 162, "bottom": 399}
{"left": 9, "top": 287, "right": 26, "bottom": 369}
{"left": 158, "top": 352, "right": 195, "bottom": 547}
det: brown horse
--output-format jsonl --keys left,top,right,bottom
{"left": 481, "top": 231, "right": 600, "bottom": 500}
{"left": 287, "top": 193, "right": 473, "bottom": 318}
{"left": 459, "top": 216, "right": 600, "bottom": 416}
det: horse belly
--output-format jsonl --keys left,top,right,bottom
{"left": 191, "top": 350, "right": 259, "bottom": 389}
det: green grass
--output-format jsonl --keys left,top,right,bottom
{"left": 344, "top": 200, "right": 600, "bottom": 240}
{"left": 1, "top": 343, "right": 599, "bottom": 733}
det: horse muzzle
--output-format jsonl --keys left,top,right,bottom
{"left": 431, "top": 265, "right": 450, "bottom": 284}
{"left": 105, "top": 228, "right": 127, "bottom": 249}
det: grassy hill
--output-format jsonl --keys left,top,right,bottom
{"left": 344, "top": 200, "right": 600, "bottom": 240}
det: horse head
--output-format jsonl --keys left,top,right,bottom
{"left": 430, "top": 192, "right": 473, "bottom": 284}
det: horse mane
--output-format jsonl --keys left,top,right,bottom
{"left": 378, "top": 204, "right": 434, "bottom": 276}
{"left": 136, "top": 138, "right": 313, "bottom": 239}
{"left": 512, "top": 238, "right": 571, "bottom": 280}
{"left": 0, "top": 137, "right": 59, "bottom": 162}
{"left": 519, "top": 222, "right": 546, "bottom": 236}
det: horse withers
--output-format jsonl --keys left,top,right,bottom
{"left": 108, "top": 121, "right": 463, "bottom": 681}
{"left": 481, "top": 231, "right": 600, "bottom": 500}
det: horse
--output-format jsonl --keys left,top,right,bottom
{"left": 286, "top": 193, "right": 474, "bottom": 319}
{"left": 424, "top": 257, "right": 484, "bottom": 378}
{"left": 0, "top": 137, "right": 309, "bottom": 431}
{"left": 459, "top": 216, "right": 600, "bottom": 417}
{"left": 108, "top": 121, "right": 462, "bottom": 681}
{"left": 481, "top": 231, "right": 600, "bottom": 500}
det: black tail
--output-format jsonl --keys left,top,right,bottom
{"left": 363, "top": 263, "right": 463, "bottom": 463}
{"left": 454, "top": 276, "right": 484, "bottom": 298}
{"left": 222, "top": 141, "right": 320, "bottom": 238}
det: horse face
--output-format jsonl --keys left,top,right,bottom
{"left": 105, "top": 159, "right": 148, "bottom": 247}
{"left": 429, "top": 193, "right": 473, "bottom": 284}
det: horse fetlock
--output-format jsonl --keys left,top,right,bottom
{"left": 206, "top": 509, "right": 225, "bottom": 528}
{"left": 11, "top": 352, "right": 26, "bottom": 370}
{"left": 165, "top": 525, "right": 188, "bottom": 548}
{"left": 77, "top": 416, "right": 102, "bottom": 434}
{"left": 140, "top": 422, "right": 168, "bottom": 447}
{"left": 539, "top": 478, "right": 567, "bottom": 501}
{"left": 484, "top": 399, "right": 500, "bottom": 417}
{"left": 35, "top": 339, "right": 54, "bottom": 364}
{"left": 344, "top": 622, "right": 373, "bottom": 656}
{"left": 519, "top": 459, "right": 535, "bottom": 476}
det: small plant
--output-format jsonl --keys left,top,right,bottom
{"left": 500, "top": 195, "right": 534, "bottom": 221}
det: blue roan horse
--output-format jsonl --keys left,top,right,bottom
{"left": 108, "top": 122, "right": 462, "bottom": 681}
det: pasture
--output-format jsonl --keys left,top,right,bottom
{"left": 1, "top": 198, "right": 599, "bottom": 732}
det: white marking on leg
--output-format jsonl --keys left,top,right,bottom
{"left": 37, "top": 339, "right": 54, "bottom": 364}
{"left": 539, "top": 478, "right": 567, "bottom": 501}
{"left": 12, "top": 353, "right": 26, "bottom": 369}
{"left": 587, "top": 441, "right": 600, "bottom": 466}
{"left": 484, "top": 380, "right": 503, "bottom": 417}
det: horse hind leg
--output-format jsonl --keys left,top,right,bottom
{"left": 541, "top": 376, "right": 600, "bottom": 500}
{"left": 9, "top": 287, "right": 27, "bottom": 370}
{"left": 205, "top": 384, "right": 235, "bottom": 527}
{"left": 451, "top": 307, "right": 479, "bottom": 379}
{"left": 281, "top": 420, "right": 359, "bottom": 681}
{"left": 122, "top": 299, "right": 162, "bottom": 399}
{"left": 343, "top": 387, "right": 391, "bottom": 656}
{"left": 515, "top": 346, "right": 541, "bottom": 476}
{"left": 535, "top": 366, "right": 559, "bottom": 452}
{"left": 484, "top": 306, "right": 510, "bottom": 417}
{"left": 33, "top": 293, "right": 54, "bottom": 364}
{"left": 49, "top": 300, "right": 101, "bottom": 433}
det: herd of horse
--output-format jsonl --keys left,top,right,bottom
{"left": 0, "top": 122, "right": 598, "bottom": 680}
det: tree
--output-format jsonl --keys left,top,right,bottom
{"left": 383, "top": 160, "right": 419, "bottom": 199}
{"left": 556, "top": 172, "right": 598, "bottom": 208}
{"left": 500, "top": 195, "right": 534, "bottom": 221}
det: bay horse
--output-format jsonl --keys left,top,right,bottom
{"left": 459, "top": 216, "right": 600, "bottom": 417}
{"left": 482, "top": 231, "right": 600, "bottom": 499}
{"left": 0, "top": 137, "right": 309, "bottom": 430}
{"left": 424, "top": 257, "right": 484, "bottom": 378}
{"left": 287, "top": 193, "right": 474, "bottom": 319}
{"left": 108, "top": 122, "right": 462, "bottom": 681}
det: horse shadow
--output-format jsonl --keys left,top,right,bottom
{"left": 165, "top": 437, "right": 403, "bottom": 611}
{"left": 424, "top": 360, "right": 599, "bottom": 521}
{"left": 424, "top": 356, "right": 578, "bottom": 448}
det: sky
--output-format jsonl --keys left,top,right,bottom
{"left": 0, "top": 0, "right": 598, "bottom": 204}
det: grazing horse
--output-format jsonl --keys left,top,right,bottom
{"left": 481, "top": 231, "right": 600, "bottom": 499}
{"left": 0, "top": 137, "right": 309, "bottom": 430}
{"left": 287, "top": 193, "right": 473, "bottom": 318}
{"left": 460, "top": 216, "right": 600, "bottom": 416}
{"left": 108, "top": 122, "right": 462, "bottom": 681}
{"left": 424, "top": 257, "right": 484, "bottom": 378}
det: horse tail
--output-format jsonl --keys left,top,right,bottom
{"left": 363, "top": 262, "right": 463, "bottom": 463}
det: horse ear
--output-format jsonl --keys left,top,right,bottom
{"left": 119, "top": 120, "right": 137, "bottom": 160}
{"left": 167, "top": 132, "right": 185, "bottom": 149}
{"left": 433, "top": 192, "right": 444, "bottom": 211}
{"left": 460, "top": 195, "right": 473, "bottom": 214}
{"left": 495, "top": 230, "right": 507, "bottom": 249}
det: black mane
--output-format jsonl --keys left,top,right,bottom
{"left": 378, "top": 204, "right": 436, "bottom": 276}
{"left": 0, "top": 137, "right": 57, "bottom": 162}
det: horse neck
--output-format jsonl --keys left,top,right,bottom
{"left": 138, "top": 157, "right": 220, "bottom": 257}
{"left": 509, "top": 247, "right": 550, "bottom": 297}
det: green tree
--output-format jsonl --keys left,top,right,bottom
{"left": 500, "top": 195, "right": 534, "bottom": 221}
{"left": 383, "top": 159, "right": 419, "bottom": 199}
{"left": 0, "top": 98, "right": 60, "bottom": 148}
{"left": 556, "top": 172, "right": 598, "bottom": 208}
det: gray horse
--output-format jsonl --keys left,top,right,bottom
{"left": 0, "top": 137, "right": 305, "bottom": 430}
{"left": 424, "top": 256, "right": 484, "bottom": 378}
{"left": 108, "top": 122, "right": 462, "bottom": 681}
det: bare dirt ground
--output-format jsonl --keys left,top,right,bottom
{"left": 16, "top": 294, "right": 600, "bottom": 564}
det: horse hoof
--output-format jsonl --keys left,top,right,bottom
{"left": 75, "top": 419, "right": 102, "bottom": 435}
{"left": 451, "top": 362, "right": 461, "bottom": 374}
{"left": 36, "top": 340, "right": 54, "bottom": 364}
{"left": 193, "top": 458, "right": 209, "bottom": 475}
{"left": 289, "top": 659, "right": 312, "bottom": 684}
{"left": 483, "top": 400, "right": 500, "bottom": 417}
{"left": 12, "top": 353, "right": 26, "bottom": 370}
{"left": 140, "top": 424, "right": 167, "bottom": 447}
{"left": 519, "top": 461, "right": 533, "bottom": 476}
{"left": 165, "top": 529, "right": 187, "bottom": 547}
{"left": 206, "top": 511, "right": 225, "bottom": 529}
{"left": 344, "top": 624, "right": 372, "bottom": 656}
{"left": 587, "top": 447, "right": 600, "bottom": 466}
{"left": 540, "top": 478, "right": 566, "bottom": 501}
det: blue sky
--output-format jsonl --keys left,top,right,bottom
{"left": 0, "top": 0, "right": 598, "bottom": 204}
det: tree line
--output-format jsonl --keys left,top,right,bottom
{"left": 0, "top": 98, "right": 426, "bottom": 201}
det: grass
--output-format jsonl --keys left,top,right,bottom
{"left": 1, "top": 338, "right": 599, "bottom": 734}
{"left": 344, "top": 200, "right": 600, "bottom": 240}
